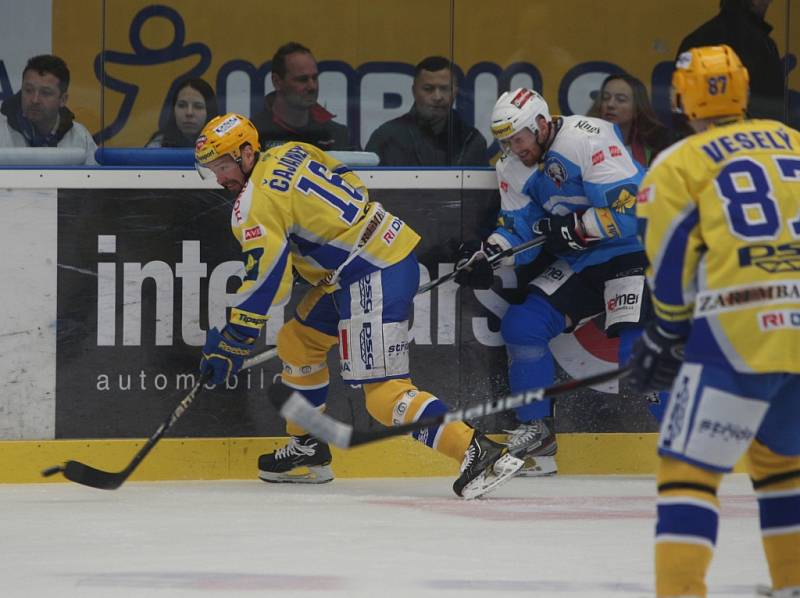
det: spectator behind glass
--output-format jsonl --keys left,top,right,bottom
{"left": 677, "top": 0, "right": 785, "bottom": 122}
{"left": 251, "top": 42, "right": 355, "bottom": 151}
{"left": 146, "top": 78, "right": 219, "bottom": 148}
{"left": 366, "top": 56, "right": 487, "bottom": 166}
{"left": 0, "top": 54, "right": 97, "bottom": 164}
{"left": 587, "top": 73, "right": 671, "bottom": 167}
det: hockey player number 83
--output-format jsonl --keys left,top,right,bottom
{"left": 296, "top": 160, "right": 365, "bottom": 224}
{"left": 715, "top": 156, "right": 800, "bottom": 240}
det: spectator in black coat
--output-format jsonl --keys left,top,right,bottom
{"left": 677, "top": 0, "right": 785, "bottom": 122}
{"left": 366, "top": 56, "right": 487, "bottom": 166}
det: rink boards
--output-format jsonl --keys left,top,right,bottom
{"left": 0, "top": 169, "right": 672, "bottom": 482}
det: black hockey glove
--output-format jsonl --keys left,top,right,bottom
{"left": 535, "top": 212, "right": 593, "bottom": 254}
{"left": 453, "top": 240, "right": 503, "bottom": 290}
{"left": 629, "top": 322, "right": 686, "bottom": 392}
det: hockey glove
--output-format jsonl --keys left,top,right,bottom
{"left": 535, "top": 212, "right": 594, "bottom": 254}
{"left": 200, "top": 325, "right": 256, "bottom": 386}
{"left": 629, "top": 322, "right": 686, "bottom": 392}
{"left": 453, "top": 239, "right": 503, "bottom": 289}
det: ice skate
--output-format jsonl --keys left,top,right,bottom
{"left": 258, "top": 434, "right": 334, "bottom": 484}
{"left": 453, "top": 431, "right": 524, "bottom": 499}
{"left": 505, "top": 417, "right": 557, "bottom": 477}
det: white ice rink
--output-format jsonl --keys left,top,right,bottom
{"left": 0, "top": 475, "right": 770, "bottom": 597}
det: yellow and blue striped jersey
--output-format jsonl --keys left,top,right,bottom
{"left": 227, "top": 142, "right": 420, "bottom": 336}
{"left": 637, "top": 119, "right": 800, "bottom": 373}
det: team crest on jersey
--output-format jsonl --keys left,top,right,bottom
{"left": 544, "top": 157, "right": 567, "bottom": 187}
{"left": 612, "top": 189, "right": 637, "bottom": 213}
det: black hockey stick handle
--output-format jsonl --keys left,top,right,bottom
{"left": 416, "top": 236, "right": 545, "bottom": 295}
{"left": 42, "top": 350, "right": 275, "bottom": 489}
{"left": 269, "top": 364, "right": 632, "bottom": 449}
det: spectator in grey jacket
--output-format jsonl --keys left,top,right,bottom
{"left": 366, "top": 56, "right": 487, "bottom": 166}
{"left": 0, "top": 55, "right": 97, "bottom": 164}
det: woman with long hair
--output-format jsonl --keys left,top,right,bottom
{"left": 146, "top": 78, "right": 219, "bottom": 148}
{"left": 588, "top": 73, "right": 671, "bottom": 166}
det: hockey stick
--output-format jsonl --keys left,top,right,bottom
{"left": 417, "top": 236, "right": 545, "bottom": 294}
{"left": 41, "top": 347, "right": 277, "bottom": 490}
{"left": 268, "top": 364, "right": 632, "bottom": 449}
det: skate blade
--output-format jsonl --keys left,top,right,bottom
{"left": 258, "top": 464, "right": 334, "bottom": 484}
{"left": 460, "top": 454, "right": 524, "bottom": 500}
{"left": 517, "top": 455, "right": 558, "bottom": 477}
{"left": 755, "top": 585, "right": 800, "bottom": 596}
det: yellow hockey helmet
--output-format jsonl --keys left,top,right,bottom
{"left": 672, "top": 45, "right": 749, "bottom": 120}
{"left": 195, "top": 113, "right": 260, "bottom": 165}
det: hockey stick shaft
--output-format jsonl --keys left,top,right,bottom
{"left": 215, "top": 240, "right": 546, "bottom": 370}
{"left": 417, "top": 236, "right": 545, "bottom": 295}
{"left": 269, "top": 364, "right": 632, "bottom": 449}
{"left": 42, "top": 347, "right": 277, "bottom": 489}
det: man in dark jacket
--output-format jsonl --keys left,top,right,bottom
{"left": 366, "top": 56, "right": 487, "bottom": 166}
{"left": 0, "top": 54, "right": 97, "bottom": 164}
{"left": 677, "top": 0, "right": 785, "bottom": 122}
{"left": 251, "top": 42, "right": 355, "bottom": 151}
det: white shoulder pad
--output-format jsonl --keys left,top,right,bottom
{"left": 231, "top": 180, "right": 255, "bottom": 228}
{"left": 496, "top": 154, "right": 535, "bottom": 211}
{"left": 557, "top": 116, "right": 639, "bottom": 184}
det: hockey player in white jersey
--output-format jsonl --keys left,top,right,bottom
{"left": 456, "top": 88, "right": 656, "bottom": 474}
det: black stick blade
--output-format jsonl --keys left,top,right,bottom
{"left": 267, "top": 381, "right": 294, "bottom": 410}
{"left": 41, "top": 465, "right": 65, "bottom": 477}
{"left": 60, "top": 461, "right": 127, "bottom": 490}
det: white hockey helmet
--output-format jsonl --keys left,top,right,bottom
{"left": 490, "top": 88, "right": 551, "bottom": 148}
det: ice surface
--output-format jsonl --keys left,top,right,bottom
{"left": 0, "top": 474, "right": 768, "bottom": 597}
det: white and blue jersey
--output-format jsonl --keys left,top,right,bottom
{"left": 493, "top": 115, "right": 644, "bottom": 272}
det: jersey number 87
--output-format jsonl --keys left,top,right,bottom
{"left": 714, "top": 156, "right": 800, "bottom": 240}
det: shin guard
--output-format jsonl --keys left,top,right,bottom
{"left": 748, "top": 440, "right": 800, "bottom": 592}
{"left": 655, "top": 457, "right": 723, "bottom": 597}
{"left": 363, "top": 378, "right": 473, "bottom": 462}
{"left": 278, "top": 319, "right": 338, "bottom": 436}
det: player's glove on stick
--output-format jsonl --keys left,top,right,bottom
{"left": 200, "top": 325, "right": 256, "bottom": 385}
{"left": 453, "top": 239, "right": 503, "bottom": 290}
{"left": 630, "top": 322, "right": 686, "bottom": 392}
{"left": 535, "top": 212, "right": 594, "bottom": 254}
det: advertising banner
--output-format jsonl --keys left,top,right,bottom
{"left": 55, "top": 187, "right": 656, "bottom": 439}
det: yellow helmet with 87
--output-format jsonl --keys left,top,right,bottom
{"left": 672, "top": 44, "right": 749, "bottom": 120}
{"left": 195, "top": 113, "right": 260, "bottom": 166}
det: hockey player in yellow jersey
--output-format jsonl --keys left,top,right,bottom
{"left": 631, "top": 45, "right": 800, "bottom": 597}
{"left": 194, "top": 113, "right": 523, "bottom": 499}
